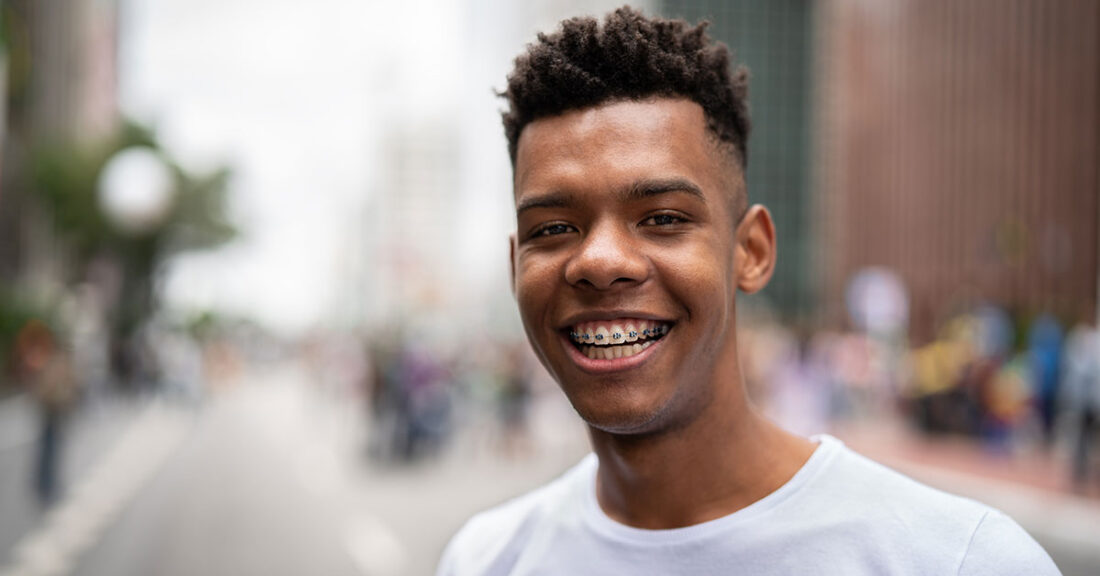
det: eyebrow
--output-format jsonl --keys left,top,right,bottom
{"left": 515, "top": 192, "right": 574, "bottom": 216}
{"left": 515, "top": 178, "right": 706, "bottom": 216}
{"left": 623, "top": 178, "right": 705, "bottom": 202}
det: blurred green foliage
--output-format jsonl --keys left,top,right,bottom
{"left": 30, "top": 120, "right": 236, "bottom": 273}
{"left": 29, "top": 120, "right": 237, "bottom": 335}
{"left": 30, "top": 122, "right": 157, "bottom": 274}
{"left": 0, "top": 120, "right": 238, "bottom": 389}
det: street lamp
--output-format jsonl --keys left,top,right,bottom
{"left": 97, "top": 147, "right": 175, "bottom": 234}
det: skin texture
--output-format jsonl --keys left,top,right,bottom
{"left": 511, "top": 97, "right": 815, "bottom": 529}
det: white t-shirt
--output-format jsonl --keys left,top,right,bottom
{"left": 437, "top": 435, "right": 1060, "bottom": 575}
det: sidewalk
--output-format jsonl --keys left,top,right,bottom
{"left": 833, "top": 420, "right": 1100, "bottom": 573}
{"left": 0, "top": 392, "right": 150, "bottom": 565}
{"left": 0, "top": 395, "right": 38, "bottom": 455}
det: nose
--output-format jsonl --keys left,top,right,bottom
{"left": 563, "top": 221, "right": 648, "bottom": 290}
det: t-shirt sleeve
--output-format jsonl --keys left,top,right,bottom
{"left": 956, "top": 510, "right": 1062, "bottom": 576}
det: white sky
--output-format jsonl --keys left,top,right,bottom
{"left": 119, "top": 0, "right": 644, "bottom": 335}
{"left": 120, "top": 0, "right": 469, "bottom": 334}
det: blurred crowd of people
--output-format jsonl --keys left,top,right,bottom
{"left": 310, "top": 296, "right": 1099, "bottom": 499}
{"left": 740, "top": 302, "right": 1100, "bottom": 494}
{"left": 906, "top": 308, "right": 1099, "bottom": 488}
{"left": 303, "top": 327, "right": 540, "bottom": 465}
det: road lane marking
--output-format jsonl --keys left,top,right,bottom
{"left": 0, "top": 402, "right": 191, "bottom": 576}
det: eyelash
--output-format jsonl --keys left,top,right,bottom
{"left": 531, "top": 223, "right": 576, "bottom": 238}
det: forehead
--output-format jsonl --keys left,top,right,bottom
{"left": 514, "top": 98, "right": 730, "bottom": 197}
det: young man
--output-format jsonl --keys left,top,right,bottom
{"left": 438, "top": 7, "right": 1059, "bottom": 575}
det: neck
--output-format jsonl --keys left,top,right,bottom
{"left": 588, "top": 386, "right": 815, "bottom": 530}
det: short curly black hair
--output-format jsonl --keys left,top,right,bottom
{"left": 502, "top": 6, "right": 750, "bottom": 170}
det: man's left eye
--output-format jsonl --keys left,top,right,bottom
{"left": 534, "top": 223, "right": 575, "bottom": 237}
{"left": 642, "top": 213, "right": 686, "bottom": 226}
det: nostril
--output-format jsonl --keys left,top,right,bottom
{"left": 562, "top": 226, "right": 648, "bottom": 289}
{"left": 564, "top": 253, "right": 648, "bottom": 290}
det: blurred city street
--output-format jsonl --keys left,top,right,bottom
{"left": 0, "top": 361, "right": 591, "bottom": 576}
{"left": 0, "top": 360, "right": 1096, "bottom": 576}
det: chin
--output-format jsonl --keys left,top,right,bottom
{"left": 570, "top": 392, "right": 671, "bottom": 436}
{"left": 571, "top": 377, "right": 717, "bottom": 438}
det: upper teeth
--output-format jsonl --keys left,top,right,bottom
{"left": 570, "top": 320, "right": 668, "bottom": 346}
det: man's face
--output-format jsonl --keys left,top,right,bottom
{"left": 511, "top": 98, "right": 747, "bottom": 435}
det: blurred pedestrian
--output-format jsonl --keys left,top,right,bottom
{"left": 400, "top": 342, "right": 453, "bottom": 460}
{"left": 1028, "top": 314, "right": 1063, "bottom": 444}
{"left": 496, "top": 343, "right": 532, "bottom": 458}
{"left": 17, "top": 320, "right": 78, "bottom": 505}
{"left": 982, "top": 353, "right": 1032, "bottom": 452}
{"left": 366, "top": 337, "right": 404, "bottom": 461}
{"left": 1062, "top": 323, "right": 1099, "bottom": 491}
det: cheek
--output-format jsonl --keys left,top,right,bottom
{"left": 656, "top": 240, "right": 736, "bottom": 364}
{"left": 657, "top": 240, "right": 734, "bottom": 310}
{"left": 514, "top": 256, "right": 559, "bottom": 321}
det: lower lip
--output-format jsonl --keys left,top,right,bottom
{"left": 561, "top": 332, "right": 666, "bottom": 374}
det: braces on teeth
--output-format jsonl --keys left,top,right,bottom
{"left": 568, "top": 323, "right": 669, "bottom": 346}
{"left": 567, "top": 321, "right": 669, "bottom": 360}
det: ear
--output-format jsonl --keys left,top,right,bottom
{"left": 508, "top": 234, "right": 518, "bottom": 297}
{"left": 735, "top": 205, "right": 777, "bottom": 294}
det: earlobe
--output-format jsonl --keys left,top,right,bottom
{"left": 509, "top": 234, "right": 518, "bottom": 297}
{"left": 735, "top": 205, "right": 777, "bottom": 294}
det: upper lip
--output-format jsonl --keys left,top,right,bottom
{"left": 556, "top": 310, "right": 674, "bottom": 331}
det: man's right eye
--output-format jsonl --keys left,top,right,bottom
{"left": 532, "top": 223, "right": 575, "bottom": 237}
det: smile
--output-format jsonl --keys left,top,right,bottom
{"left": 568, "top": 319, "right": 671, "bottom": 360}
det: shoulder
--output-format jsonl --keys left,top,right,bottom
{"left": 436, "top": 454, "right": 595, "bottom": 576}
{"left": 814, "top": 436, "right": 992, "bottom": 523}
{"left": 956, "top": 509, "right": 1061, "bottom": 575}
{"left": 805, "top": 436, "right": 1059, "bottom": 574}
